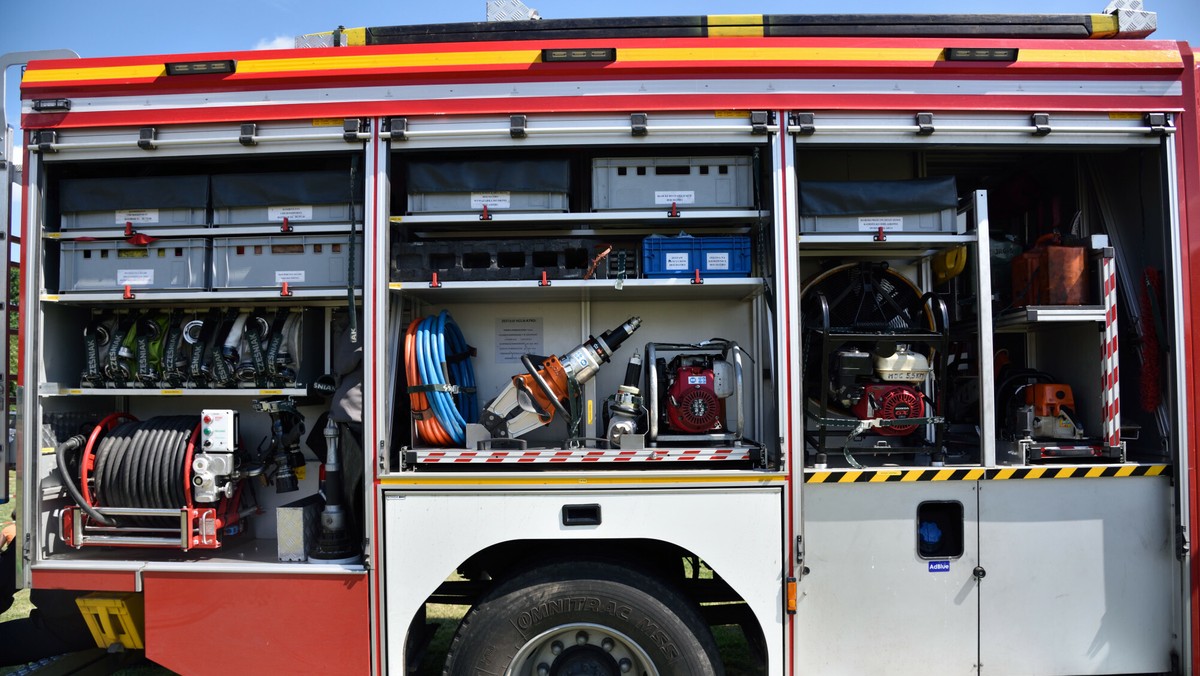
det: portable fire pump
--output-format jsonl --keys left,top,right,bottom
{"left": 997, "top": 369, "right": 1120, "bottom": 463}
{"left": 801, "top": 263, "right": 949, "bottom": 466}
{"left": 645, "top": 340, "right": 746, "bottom": 445}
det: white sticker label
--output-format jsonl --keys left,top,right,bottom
{"left": 275, "top": 271, "right": 306, "bottom": 283}
{"left": 664, "top": 252, "right": 690, "bottom": 271}
{"left": 115, "top": 209, "right": 159, "bottom": 224}
{"left": 471, "top": 192, "right": 511, "bottom": 209}
{"left": 706, "top": 252, "right": 730, "bottom": 270}
{"left": 859, "top": 216, "right": 905, "bottom": 232}
{"left": 655, "top": 190, "right": 696, "bottom": 205}
{"left": 117, "top": 269, "right": 154, "bottom": 285}
{"left": 687, "top": 375, "right": 708, "bottom": 385}
{"left": 269, "top": 205, "right": 313, "bottom": 222}
{"left": 496, "top": 317, "right": 543, "bottom": 364}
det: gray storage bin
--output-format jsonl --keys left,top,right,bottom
{"left": 592, "top": 156, "right": 753, "bottom": 211}
{"left": 799, "top": 177, "right": 960, "bottom": 234}
{"left": 406, "top": 159, "right": 570, "bottom": 214}
{"left": 211, "top": 171, "right": 359, "bottom": 227}
{"left": 213, "top": 234, "right": 364, "bottom": 290}
{"left": 59, "top": 176, "right": 208, "bottom": 231}
{"left": 60, "top": 238, "right": 209, "bottom": 292}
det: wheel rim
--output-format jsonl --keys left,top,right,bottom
{"left": 505, "top": 622, "right": 660, "bottom": 676}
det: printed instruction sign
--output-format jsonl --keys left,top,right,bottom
{"left": 115, "top": 209, "right": 159, "bottom": 224}
{"left": 664, "top": 252, "right": 690, "bottom": 271}
{"left": 496, "top": 317, "right": 543, "bottom": 364}
{"left": 275, "top": 271, "right": 306, "bottom": 283}
{"left": 706, "top": 252, "right": 730, "bottom": 270}
{"left": 117, "top": 269, "right": 154, "bottom": 286}
{"left": 472, "top": 192, "right": 512, "bottom": 210}
{"left": 269, "top": 205, "right": 314, "bottom": 222}
{"left": 858, "top": 216, "right": 905, "bottom": 232}
{"left": 655, "top": 190, "right": 696, "bottom": 205}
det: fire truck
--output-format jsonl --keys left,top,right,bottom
{"left": 5, "top": 3, "right": 1199, "bottom": 674}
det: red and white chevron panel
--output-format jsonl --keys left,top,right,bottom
{"left": 415, "top": 447, "right": 752, "bottom": 464}
{"left": 1100, "top": 255, "right": 1121, "bottom": 448}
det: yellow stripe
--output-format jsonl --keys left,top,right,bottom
{"left": 1056, "top": 467, "right": 1077, "bottom": 479}
{"left": 1114, "top": 465, "right": 1136, "bottom": 477}
{"left": 870, "top": 470, "right": 901, "bottom": 482}
{"left": 381, "top": 473, "right": 786, "bottom": 487}
{"left": 1089, "top": 13, "right": 1120, "bottom": 39}
{"left": 708, "top": 14, "right": 764, "bottom": 38}
{"left": 1146, "top": 465, "right": 1167, "bottom": 476}
{"left": 809, "top": 471, "right": 831, "bottom": 484}
{"left": 994, "top": 468, "right": 1016, "bottom": 480}
{"left": 24, "top": 64, "right": 165, "bottom": 83}
{"left": 24, "top": 44, "right": 1180, "bottom": 84}
{"left": 933, "top": 469, "right": 955, "bottom": 482}
{"left": 964, "top": 469, "right": 986, "bottom": 481}
{"left": 1027, "top": 467, "right": 1047, "bottom": 480}
{"left": 1021, "top": 48, "right": 1180, "bottom": 64}
{"left": 1085, "top": 466, "right": 1107, "bottom": 479}
{"left": 839, "top": 471, "right": 863, "bottom": 483}
{"left": 901, "top": 470, "right": 924, "bottom": 482}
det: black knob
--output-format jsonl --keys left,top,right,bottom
{"left": 973, "top": 566, "right": 986, "bottom": 580}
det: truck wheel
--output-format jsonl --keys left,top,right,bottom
{"left": 443, "top": 560, "right": 724, "bottom": 676}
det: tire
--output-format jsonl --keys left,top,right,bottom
{"left": 443, "top": 560, "right": 724, "bottom": 676}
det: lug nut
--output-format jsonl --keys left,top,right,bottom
{"left": 601, "top": 638, "right": 615, "bottom": 652}
{"left": 576, "top": 631, "right": 589, "bottom": 646}
{"left": 619, "top": 658, "right": 633, "bottom": 673}
{"left": 551, "top": 640, "right": 564, "bottom": 656}
{"left": 537, "top": 664, "right": 550, "bottom": 676}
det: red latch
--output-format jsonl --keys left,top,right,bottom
{"left": 691, "top": 269, "right": 703, "bottom": 285}
{"left": 874, "top": 226, "right": 887, "bottom": 242}
{"left": 124, "top": 221, "right": 135, "bottom": 236}
{"left": 280, "top": 217, "right": 292, "bottom": 233}
{"left": 480, "top": 205, "right": 492, "bottom": 221}
{"left": 430, "top": 272, "right": 442, "bottom": 288}
{"left": 539, "top": 270, "right": 551, "bottom": 287}
{"left": 280, "top": 281, "right": 293, "bottom": 297}
{"left": 122, "top": 285, "right": 136, "bottom": 300}
{"left": 668, "top": 202, "right": 680, "bottom": 218}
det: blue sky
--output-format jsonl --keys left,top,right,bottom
{"left": 3, "top": 0, "right": 1198, "bottom": 132}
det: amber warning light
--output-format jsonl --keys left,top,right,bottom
{"left": 165, "top": 59, "right": 237, "bottom": 76}
{"left": 944, "top": 47, "right": 1019, "bottom": 62}
{"left": 541, "top": 48, "right": 617, "bottom": 63}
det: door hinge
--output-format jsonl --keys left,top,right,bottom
{"left": 796, "top": 535, "right": 808, "bottom": 578}
{"left": 1176, "top": 525, "right": 1189, "bottom": 560}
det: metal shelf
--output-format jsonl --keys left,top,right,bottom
{"left": 391, "top": 209, "right": 765, "bottom": 228}
{"left": 389, "top": 277, "right": 766, "bottom": 303}
{"left": 42, "top": 288, "right": 360, "bottom": 306}
{"left": 994, "top": 305, "right": 1106, "bottom": 332}
{"left": 39, "top": 384, "right": 308, "bottom": 397}
{"left": 45, "top": 224, "right": 356, "bottom": 240}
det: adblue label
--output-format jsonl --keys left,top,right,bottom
{"left": 928, "top": 561, "right": 951, "bottom": 573}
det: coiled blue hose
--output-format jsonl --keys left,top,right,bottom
{"left": 413, "top": 311, "right": 477, "bottom": 445}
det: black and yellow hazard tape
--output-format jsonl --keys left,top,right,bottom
{"left": 804, "top": 464, "right": 1171, "bottom": 483}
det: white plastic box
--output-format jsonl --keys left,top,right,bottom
{"left": 212, "top": 234, "right": 364, "bottom": 290}
{"left": 592, "top": 156, "right": 754, "bottom": 211}
{"left": 60, "top": 238, "right": 209, "bottom": 292}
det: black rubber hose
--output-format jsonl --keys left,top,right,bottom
{"left": 56, "top": 434, "right": 115, "bottom": 527}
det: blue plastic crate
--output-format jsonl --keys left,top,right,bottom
{"left": 642, "top": 234, "right": 751, "bottom": 278}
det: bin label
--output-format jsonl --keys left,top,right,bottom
{"left": 117, "top": 269, "right": 154, "bottom": 286}
{"left": 928, "top": 561, "right": 951, "bottom": 573}
{"left": 471, "top": 192, "right": 511, "bottom": 209}
{"left": 665, "top": 252, "right": 690, "bottom": 271}
{"left": 275, "top": 271, "right": 306, "bottom": 283}
{"left": 706, "top": 252, "right": 730, "bottom": 270}
{"left": 115, "top": 209, "right": 159, "bottom": 224}
{"left": 859, "top": 216, "right": 904, "bottom": 232}
{"left": 269, "top": 205, "right": 313, "bottom": 222}
{"left": 655, "top": 191, "right": 695, "bottom": 205}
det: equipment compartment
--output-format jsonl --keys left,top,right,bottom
{"left": 59, "top": 238, "right": 209, "bottom": 293}
{"left": 642, "top": 234, "right": 752, "bottom": 278}
{"left": 592, "top": 156, "right": 754, "bottom": 210}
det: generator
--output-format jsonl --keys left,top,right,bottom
{"left": 645, "top": 340, "right": 746, "bottom": 445}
